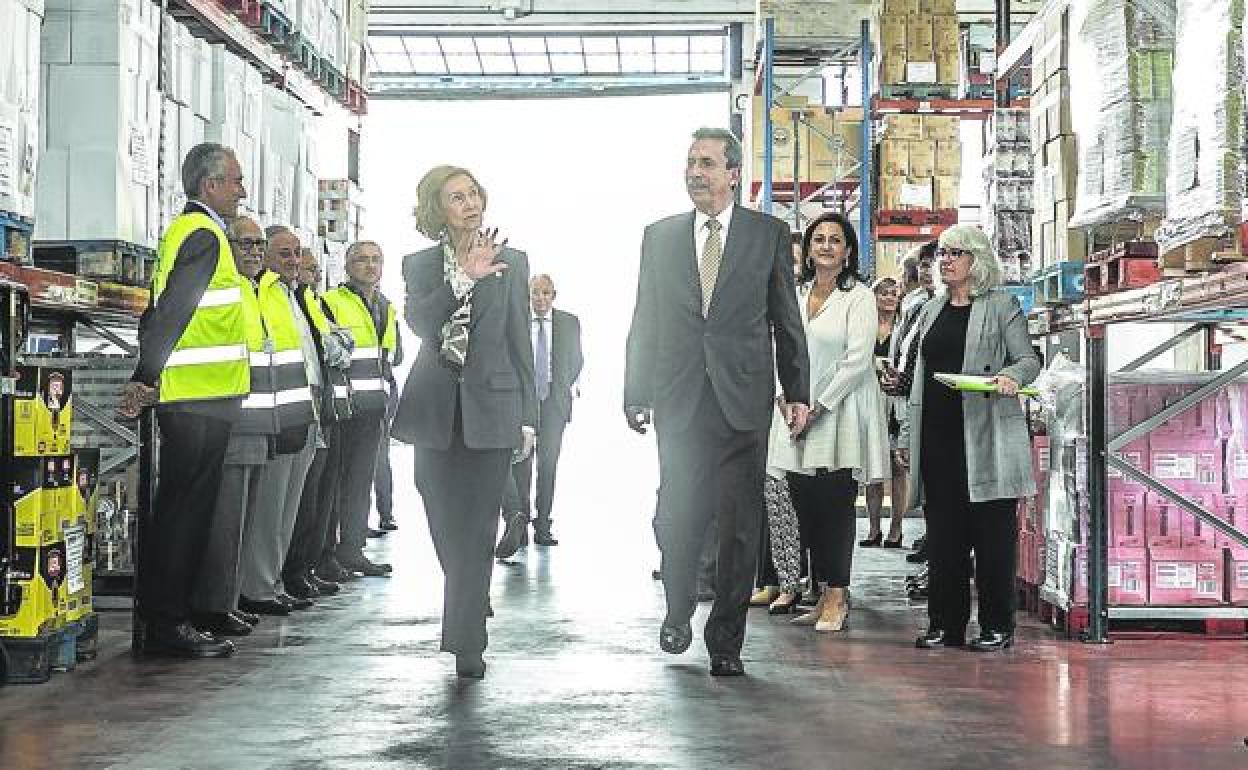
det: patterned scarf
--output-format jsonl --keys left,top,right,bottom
{"left": 440, "top": 241, "right": 473, "bottom": 369}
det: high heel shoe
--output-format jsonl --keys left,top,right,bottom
{"left": 768, "top": 590, "right": 801, "bottom": 615}
{"left": 750, "top": 586, "right": 780, "bottom": 606}
{"left": 858, "top": 532, "right": 883, "bottom": 547}
{"left": 815, "top": 586, "right": 849, "bottom": 632}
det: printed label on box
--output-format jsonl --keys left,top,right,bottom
{"left": 1154, "top": 562, "right": 1196, "bottom": 589}
{"left": 130, "top": 128, "right": 152, "bottom": 186}
{"left": 0, "top": 118, "right": 15, "bottom": 199}
{"left": 1153, "top": 452, "right": 1195, "bottom": 480}
{"left": 1232, "top": 450, "right": 1248, "bottom": 480}
{"left": 1236, "top": 563, "right": 1248, "bottom": 589}
{"left": 64, "top": 525, "right": 85, "bottom": 595}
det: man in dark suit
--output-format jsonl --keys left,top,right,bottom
{"left": 499, "top": 274, "right": 583, "bottom": 550}
{"left": 624, "top": 127, "right": 810, "bottom": 677}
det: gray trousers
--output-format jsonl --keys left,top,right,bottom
{"left": 334, "top": 413, "right": 385, "bottom": 561}
{"left": 240, "top": 425, "right": 316, "bottom": 600}
{"left": 191, "top": 432, "right": 268, "bottom": 614}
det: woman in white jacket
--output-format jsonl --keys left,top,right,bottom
{"left": 767, "top": 212, "right": 891, "bottom": 632}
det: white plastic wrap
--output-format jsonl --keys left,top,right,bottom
{"left": 1070, "top": 0, "right": 1176, "bottom": 228}
{"left": 1154, "top": 0, "right": 1245, "bottom": 254}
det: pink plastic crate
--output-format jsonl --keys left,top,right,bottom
{"left": 1148, "top": 548, "right": 1225, "bottom": 606}
{"left": 1111, "top": 490, "right": 1147, "bottom": 548}
{"left": 1226, "top": 548, "right": 1248, "bottom": 605}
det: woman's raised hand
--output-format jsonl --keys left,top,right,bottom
{"left": 460, "top": 228, "right": 510, "bottom": 280}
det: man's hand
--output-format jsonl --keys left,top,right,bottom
{"left": 893, "top": 448, "right": 910, "bottom": 469}
{"left": 513, "top": 426, "right": 537, "bottom": 464}
{"left": 783, "top": 402, "right": 811, "bottom": 439}
{"left": 625, "top": 405, "right": 652, "bottom": 435}
{"left": 117, "top": 381, "right": 158, "bottom": 419}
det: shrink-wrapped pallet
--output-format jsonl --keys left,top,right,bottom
{"left": 1071, "top": 0, "right": 1175, "bottom": 227}
{"left": 1154, "top": 0, "right": 1244, "bottom": 255}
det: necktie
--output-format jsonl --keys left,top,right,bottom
{"left": 535, "top": 317, "right": 551, "bottom": 402}
{"left": 699, "top": 217, "right": 723, "bottom": 317}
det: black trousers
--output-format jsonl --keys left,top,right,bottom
{"left": 788, "top": 469, "right": 858, "bottom": 587}
{"left": 654, "top": 379, "right": 765, "bottom": 658}
{"left": 140, "top": 410, "right": 231, "bottom": 624}
{"left": 510, "top": 398, "right": 568, "bottom": 537}
{"left": 921, "top": 460, "right": 1018, "bottom": 635}
{"left": 333, "top": 413, "right": 385, "bottom": 561}
{"left": 414, "top": 415, "right": 511, "bottom": 658}
{"left": 286, "top": 422, "right": 339, "bottom": 580}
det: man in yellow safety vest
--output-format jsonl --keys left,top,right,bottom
{"left": 119, "top": 142, "right": 248, "bottom": 659}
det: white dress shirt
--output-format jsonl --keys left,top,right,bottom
{"left": 693, "top": 204, "right": 734, "bottom": 260}
{"left": 531, "top": 312, "right": 554, "bottom": 390}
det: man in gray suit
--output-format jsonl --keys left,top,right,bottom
{"left": 499, "top": 274, "right": 583, "bottom": 550}
{"left": 624, "top": 127, "right": 810, "bottom": 677}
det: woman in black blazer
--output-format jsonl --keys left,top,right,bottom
{"left": 393, "top": 165, "right": 538, "bottom": 679}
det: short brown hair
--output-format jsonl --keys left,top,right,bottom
{"left": 413, "top": 165, "right": 488, "bottom": 240}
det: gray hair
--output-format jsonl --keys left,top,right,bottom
{"left": 692, "top": 127, "right": 742, "bottom": 170}
{"left": 182, "top": 143, "right": 233, "bottom": 198}
{"left": 938, "top": 225, "right": 1002, "bottom": 297}
{"left": 264, "top": 224, "right": 293, "bottom": 240}
{"left": 345, "top": 240, "right": 382, "bottom": 263}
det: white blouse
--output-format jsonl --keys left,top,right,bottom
{"left": 767, "top": 280, "right": 892, "bottom": 483}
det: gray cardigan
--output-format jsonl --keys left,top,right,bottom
{"left": 899, "top": 288, "right": 1041, "bottom": 507}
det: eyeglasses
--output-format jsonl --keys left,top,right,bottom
{"left": 935, "top": 248, "right": 972, "bottom": 262}
{"left": 230, "top": 237, "right": 266, "bottom": 252}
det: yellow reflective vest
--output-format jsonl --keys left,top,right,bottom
{"left": 254, "top": 270, "right": 316, "bottom": 428}
{"left": 150, "top": 212, "right": 249, "bottom": 404}
{"left": 321, "top": 285, "right": 397, "bottom": 413}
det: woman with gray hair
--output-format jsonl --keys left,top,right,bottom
{"left": 897, "top": 225, "right": 1039, "bottom": 652}
{"left": 392, "top": 165, "right": 538, "bottom": 679}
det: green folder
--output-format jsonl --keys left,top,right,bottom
{"left": 934, "top": 372, "right": 1040, "bottom": 397}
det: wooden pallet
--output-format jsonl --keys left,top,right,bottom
{"left": 880, "top": 84, "right": 957, "bottom": 100}
{"left": 1159, "top": 235, "right": 1247, "bottom": 274}
{"left": 31, "top": 240, "right": 156, "bottom": 289}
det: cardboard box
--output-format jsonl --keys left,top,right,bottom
{"left": 933, "top": 175, "right": 959, "bottom": 210}
{"left": 923, "top": 115, "right": 960, "bottom": 143}
{"left": 1111, "top": 490, "right": 1147, "bottom": 548}
{"left": 12, "top": 366, "right": 73, "bottom": 457}
{"left": 1018, "top": 527, "right": 1035, "bottom": 583}
{"left": 1043, "top": 71, "right": 1072, "bottom": 140}
{"left": 880, "top": 14, "right": 908, "bottom": 54}
{"left": 1043, "top": 135, "right": 1078, "bottom": 202}
{"left": 1214, "top": 493, "right": 1247, "bottom": 549}
{"left": 921, "top": 0, "right": 956, "bottom": 13}
{"left": 902, "top": 177, "right": 934, "bottom": 209}
{"left": 907, "top": 13, "right": 934, "bottom": 55}
{"left": 1147, "top": 492, "right": 1208, "bottom": 549}
{"left": 907, "top": 140, "right": 936, "bottom": 178}
{"left": 1227, "top": 548, "right": 1248, "bottom": 605}
{"left": 883, "top": 0, "right": 920, "bottom": 16}
{"left": 1039, "top": 6, "right": 1069, "bottom": 80}
{"left": 1149, "top": 548, "right": 1225, "bottom": 606}
{"left": 1149, "top": 386, "right": 1226, "bottom": 440}
{"left": 880, "top": 50, "right": 907, "bottom": 85}
{"left": 880, "top": 139, "right": 910, "bottom": 178}
{"left": 884, "top": 114, "right": 923, "bottom": 141}
{"left": 1074, "top": 547, "right": 1149, "bottom": 606}
{"left": 1150, "top": 440, "right": 1222, "bottom": 491}
{"left": 879, "top": 176, "right": 906, "bottom": 210}
{"left": 931, "top": 14, "right": 959, "bottom": 46}
{"left": 935, "top": 47, "right": 959, "bottom": 85}
{"left": 935, "top": 140, "right": 961, "bottom": 176}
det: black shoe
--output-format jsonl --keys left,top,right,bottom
{"left": 696, "top": 587, "right": 715, "bottom": 603}
{"left": 455, "top": 653, "right": 487, "bottom": 679}
{"left": 306, "top": 571, "right": 340, "bottom": 595}
{"left": 232, "top": 610, "right": 261, "bottom": 626}
{"left": 495, "top": 512, "right": 529, "bottom": 559}
{"left": 859, "top": 532, "right": 883, "bottom": 547}
{"left": 192, "top": 612, "right": 252, "bottom": 637}
{"left": 285, "top": 575, "right": 322, "bottom": 600}
{"left": 317, "top": 557, "right": 355, "bottom": 583}
{"left": 379, "top": 515, "right": 398, "bottom": 532}
{"left": 709, "top": 656, "right": 745, "bottom": 677}
{"left": 659, "top": 622, "right": 692, "bottom": 654}
{"left": 143, "top": 621, "right": 236, "bottom": 658}
{"left": 277, "top": 592, "right": 313, "bottom": 610}
{"left": 366, "top": 528, "right": 386, "bottom": 538}
{"left": 340, "top": 555, "right": 393, "bottom": 577}
{"left": 906, "top": 549, "right": 929, "bottom": 564}
{"left": 239, "top": 596, "right": 291, "bottom": 616}
{"left": 967, "top": 630, "right": 1014, "bottom": 652}
{"left": 911, "top": 535, "right": 926, "bottom": 551}
{"left": 882, "top": 537, "right": 905, "bottom": 549}
{"left": 534, "top": 534, "right": 559, "bottom": 546}
{"left": 915, "top": 629, "right": 965, "bottom": 649}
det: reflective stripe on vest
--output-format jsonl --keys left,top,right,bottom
{"left": 233, "top": 278, "right": 280, "bottom": 435}
{"left": 322, "top": 287, "right": 388, "bottom": 413}
{"left": 257, "top": 271, "right": 316, "bottom": 427}
{"left": 298, "top": 285, "right": 354, "bottom": 422}
{"left": 151, "top": 212, "right": 249, "bottom": 404}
